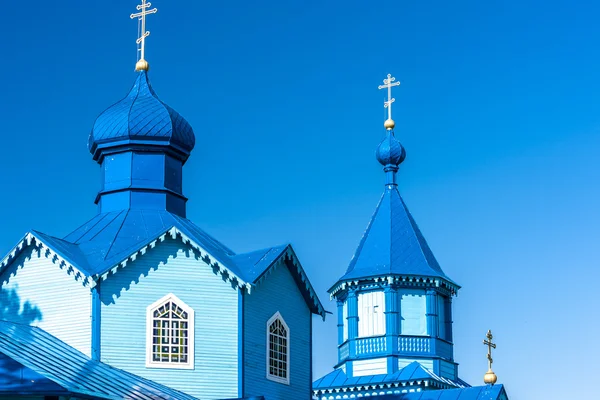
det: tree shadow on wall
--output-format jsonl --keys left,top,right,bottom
{"left": 0, "top": 286, "right": 42, "bottom": 325}
{"left": 0, "top": 286, "right": 43, "bottom": 391}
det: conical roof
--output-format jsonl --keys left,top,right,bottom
{"left": 334, "top": 186, "right": 456, "bottom": 287}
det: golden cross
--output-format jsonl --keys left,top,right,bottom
{"left": 130, "top": 0, "right": 158, "bottom": 66}
{"left": 378, "top": 74, "right": 401, "bottom": 122}
{"left": 483, "top": 329, "right": 496, "bottom": 370}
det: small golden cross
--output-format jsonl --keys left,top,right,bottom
{"left": 483, "top": 329, "right": 496, "bottom": 369}
{"left": 378, "top": 74, "right": 401, "bottom": 123}
{"left": 130, "top": 0, "right": 158, "bottom": 67}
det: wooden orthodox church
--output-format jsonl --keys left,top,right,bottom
{"left": 0, "top": 2, "right": 510, "bottom": 400}
{"left": 0, "top": 2, "right": 325, "bottom": 400}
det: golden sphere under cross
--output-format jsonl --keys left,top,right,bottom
{"left": 484, "top": 369, "right": 497, "bottom": 385}
{"left": 136, "top": 59, "right": 150, "bottom": 72}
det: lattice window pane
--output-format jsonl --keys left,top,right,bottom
{"left": 151, "top": 299, "right": 190, "bottom": 364}
{"left": 268, "top": 317, "right": 288, "bottom": 380}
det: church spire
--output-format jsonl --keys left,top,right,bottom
{"left": 130, "top": 0, "right": 158, "bottom": 71}
{"left": 376, "top": 74, "right": 406, "bottom": 187}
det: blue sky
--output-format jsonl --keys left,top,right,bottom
{"left": 1, "top": 0, "right": 599, "bottom": 397}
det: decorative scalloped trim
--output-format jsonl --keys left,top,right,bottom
{"left": 94, "top": 226, "right": 252, "bottom": 293}
{"left": 329, "top": 275, "right": 459, "bottom": 299}
{"left": 313, "top": 376, "right": 466, "bottom": 397}
{"left": 250, "top": 246, "right": 326, "bottom": 320}
{"left": 0, "top": 233, "right": 92, "bottom": 288}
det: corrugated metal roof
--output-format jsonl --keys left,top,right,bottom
{"left": 63, "top": 210, "right": 238, "bottom": 277}
{"left": 332, "top": 187, "right": 458, "bottom": 289}
{"left": 0, "top": 210, "right": 326, "bottom": 317}
{"left": 0, "top": 321, "right": 198, "bottom": 400}
{"left": 231, "top": 245, "right": 289, "bottom": 282}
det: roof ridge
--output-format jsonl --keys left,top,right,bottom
{"left": 391, "top": 188, "right": 446, "bottom": 277}
{"left": 103, "top": 209, "right": 130, "bottom": 261}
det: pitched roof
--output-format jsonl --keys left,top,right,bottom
{"left": 0, "top": 210, "right": 326, "bottom": 318}
{"left": 0, "top": 321, "right": 198, "bottom": 400}
{"left": 313, "top": 361, "right": 466, "bottom": 391}
{"left": 231, "top": 245, "right": 289, "bottom": 282}
{"left": 63, "top": 210, "right": 238, "bottom": 277}
{"left": 233, "top": 245, "right": 327, "bottom": 317}
{"left": 332, "top": 187, "right": 457, "bottom": 290}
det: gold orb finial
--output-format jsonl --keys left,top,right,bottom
{"left": 484, "top": 369, "right": 498, "bottom": 385}
{"left": 135, "top": 59, "right": 150, "bottom": 71}
{"left": 384, "top": 118, "right": 395, "bottom": 130}
{"left": 483, "top": 329, "right": 498, "bottom": 385}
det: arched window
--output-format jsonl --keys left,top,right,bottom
{"left": 266, "top": 312, "right": 290, "bottom": 384}
{"left": 146, "top": 293, "right": 194, "bottom": 369}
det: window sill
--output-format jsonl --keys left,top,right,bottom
{"left": 145, "top": 362, "right": 195, "bottom": 370}
{"left": 266, "top": 374, "right": 290, "bottom": 385}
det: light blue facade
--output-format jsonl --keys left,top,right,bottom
{"left": 100, "top": 238, "right": 239, "bottom": 400}
{"left": 0, "top": 243, "right": 91, "bottom": 356}
{"left": 242, "top": 258, "right": 312, "bottom": 399}
{"left": 0, "top": 68, "right": 325, "bottom": 400}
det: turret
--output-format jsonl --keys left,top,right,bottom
{"left": 329, "top": 74, "right": 460, "bottom": 381}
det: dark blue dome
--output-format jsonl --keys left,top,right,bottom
{"left": 376, "top": 131, "right": 406, "bottom": 167}
{"left": 88, "top": 71, "right": 195, "bottom": 162}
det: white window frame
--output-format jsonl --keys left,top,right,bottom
{"left": 146, "top": 293, "right": 195, "bottom": 369}
{"left": 266, "top": 311, "right": 290, "bottom": 385}
{"left": 357, "top": 290, "right": 386, "bottom": 338}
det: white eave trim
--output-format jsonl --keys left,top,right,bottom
{"left": 94, "top": 227, "right": 252, "bottom": 293}
{"left": 252, "top": 246, "right": 327, "bottom": 320}
{"left": 329, "top": 275, "right": 460, "bottom": 299}
{"left": 313, "top": 376, "right": 464, "bottom": 396}
{"left": 0, "top": 232, "right": 93, "bottom": 288}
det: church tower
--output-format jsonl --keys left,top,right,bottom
{"left": 313, "top": 75, "right": 467, "bottom": 398}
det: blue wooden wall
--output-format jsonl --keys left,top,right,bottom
{"left": 99, "top": 238, "right": 239, "bottom": 400}
{"left": 0, "top": 246, "right": 91, "bottom": 356}
{"left": 243, "top": 259, "right": 312, "bottom": 399}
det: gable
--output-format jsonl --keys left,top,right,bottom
{"left": 234, "top": 245, "right": 326, "bottom": 319}
{"left": 96, "top": 227, "right": 251, "bottom": 293}
{"left": 243, "top": 257, "right": 312, "bottom": 399}
{"left": 99, "top": 235, "right": 239, "bottom": 399}
{"left": 0, "top": 232, "right": 93, "bottom": 288}
{"left": 0, "top": 242, "right": 92, "bottom": 356}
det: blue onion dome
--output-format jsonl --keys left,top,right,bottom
{"left": 88, "top": 71, "right": 196, "bottom": 163}
{"left": 376, "top": 131, "right": 406, "bottom": 167}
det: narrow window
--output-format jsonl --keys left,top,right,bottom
{"left": 400, "top": 290, "right": 427, "bottom": 336}
{"left": 266, "top": 312, "right": 290, "bottom": 384}
{"left": 146, "top": 294, "right": 194, "bottom": 369}
{"left": 438, "top": 295, "right": 447, "bottom": 340}
{"left": 357, "top": 291, "right": 386, "bottom": 337}
{"left": 342, "top": 300, "right": 348, "bottom": 342}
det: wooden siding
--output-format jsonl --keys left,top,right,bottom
{"left": 0, "top": 246, "right": 91, "bottom": 355}
{"left": 243, "top": 260, "right": 312, "bottom": 399}
{"left": 439, "top": 359, "right": 457, "bottom": 380}
{"left": 352, "top": 357, "right": 387, "bottom": 377}
{"left": 100, "top": 238, "right": 238, "bottom": 400}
